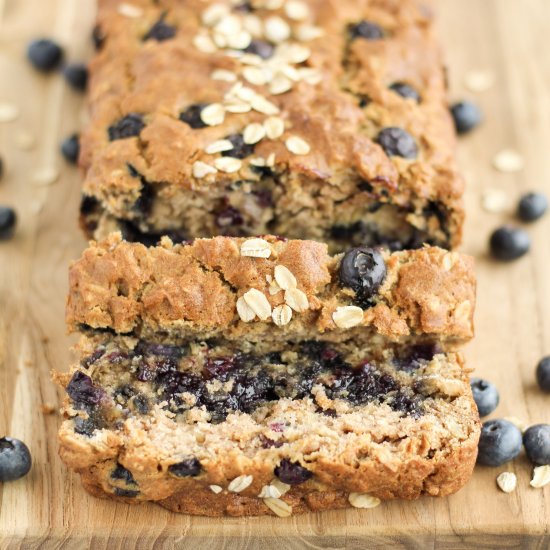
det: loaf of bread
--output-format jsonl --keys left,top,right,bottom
{"left": 80, "top": 0, "right": 463, "bottom": 252}
{"left": 57, "top": 234, "right": 479, "bottom": 516}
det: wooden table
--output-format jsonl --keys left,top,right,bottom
{"left": 1, "top": 0, "right": 550, "bottom": 546}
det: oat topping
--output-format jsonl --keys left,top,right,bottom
{"left": 272, "top": 304, "right": 293, "bottom": 326}
{"left": 117, "top": 3, "right": 143, "bottom": 18}
{"left": 263, "top": 497, "right": 293, "bottom": 517}
{"left": 243, "top": 288, "right": 273, "bottom": 320}
{"left": 348, "top": 493, "right": 381, "bottom": 509}
{"left": 274, "top": 265, "right": 297, "bottom": 290}
{"left": 214, "top": 157, "right": 242, "bottom": 173}
{"left": 285, "top": 136, "right": 311, "bottom": 155}
{"left": 228, "top": 474, "right": 254, "bottom": 493}
{"left": 236, "top": 296, "right": 256, "bottom": 322}
{"left": 209, "top": 484, "right": 223, "bottom": 494}
{"left": 332, "top": 306, "right": 364, "bottom": 329}
{"left": 531, "top": 465, "right": 550, "bottom": 488}
{"left": 240, "top": 238, "right": 272, "bottom": 258}
{"left": 193, "top": 161, "right": 217, "bottom": 179}
{"left": 284, "top": 288, "right": 309, "bottom": 312}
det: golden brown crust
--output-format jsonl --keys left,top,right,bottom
{"left": 66, "top": 234, "right": 475, "bottom": 345}
{"left": 80, "top": 0, "right": 464, "bottom": 249}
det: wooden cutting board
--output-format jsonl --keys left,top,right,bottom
{"left": 1, "top": 0, "right": 550, "bottom": 546}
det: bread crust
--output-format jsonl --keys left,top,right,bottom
{"left": 80, "top": 0, "right": 464, "bottom": 249}
{"left": 67, "top": 234, "right": 475, "bottom": 345}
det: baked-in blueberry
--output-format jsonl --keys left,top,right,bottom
{"left": 0, "top": 156, "right": 3, "bottom": 180}
{"left": 216, "top": 206, "right": 244, "bottom": 229}
{"left": 168, "top": 458, "right": 202, "bottom": 477}
{"left": 349, "top": 21, "right": 384, "bottom": 40}
{"left": 66, "top": 371, "right": 104, "bottom": 408}
{"left": 92, "top": 25, "right": 106, "bottom": 50}
{"left": 61, "top": 134, "right": 80, "bottom": 164}
{"left": 470, "top": 378, "right": 499, "bottom": 417}
{"left": 144, "top": 15, "right": 176, "bottom": 42}
{"left": 339, "top": 247, "right": 386, "bottom": 304}
{"left": 477, "top": 419, "right": 523, "bottom": 466}
{"left": 179, "top": 104, "right": 208, "bottom": 129}
{"left": 389, "top": 82, "right": 420, "bottom": 102}
{"left": 63, "top": 63, "right": 88, "bottom": 91}
{"left": 536, "top": 356, "right": 550, "bottom": 392}
{"left": 0, "top": 207, "right": 16, "bottom": 240}
{"left": 222, "top": 134, "right": 255, "bottom": 159}
{"left": 0, "top": 437, "right": 32, "bottom": 482}
{"left": 111, "top": 463, "right": 136, "bottom": 484}
{"left": 244, "top": 39, "right": 274, "bottom": 59}
{"left": 27, "top": 38, "right": 63, "bottom": 72}
{"left": 376, "top": 127, "right": 418, "bottom": 159}
{"left": 517, "top": 192, "right": 548, "bottom": 222}
{"left": 108, "top": 114, "right": 145, "bottom": 141}
{"left": 113, "top": 487, "right": 139, "bottom": 497}
{"left": 274, "top": 458, "right": 313, "bottom": 485}
{"left": 523, "top": 424, "right": 550, "bottom": 465}
{"left": 450, "top": 101, "right": 482, "bottom": 135}
{"left": 489, "top": 226, "right": 530, "bottom": 261}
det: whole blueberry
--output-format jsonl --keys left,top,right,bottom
{"left": 477, "top": 419, "right": 523, "bottom": 466}
{"left": 536, "top": 357, "right": 550, "bottom": 392}
{"left": 450, "top": 101, "right": 482, "bottom": 135}
{"left": 489, "top": 226, "right": 530, "bottom": 261}
{"left": 0, "top": 207, "right": 16, "bottom": 240}
{"left": 376, "top": 127, "right": 418, "bottom": 159}
{"left": 63, "top": 63, "right": 88, "bottom": 91}
{"left": 274, "top": 459, "right": 313, "bottom": 485}
{"left": 349, "top": 20, "right": 384, "bottom": 40}
{"left": 339, "top": 247, "right": 387, "bottom": 299}
{"left": 0, "top": 437, "right": 32, "bottom": 481}
{"left": 108, "top": 114, "right": 145, "bottom": 141}
{"left": 470, "top": 378, "right": 499, "bottom": 417}
{"left": 389, "top": 82, "right": 420, "bottom": 102}
{"left": 61, "top": 134, "right": 80, "bottom": 164}
{"left": 168, "top": 457, "right": 202, "bottom": 477}
{"left": 517, "top": 192, "right": 548, "bottom": 222}
{"left": 523, "top": 424, "right": 550, "bottom": 465}
{"left": 27, "top": 39, "right": 63, "bottom": 72}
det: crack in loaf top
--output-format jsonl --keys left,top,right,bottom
{"left": 67, "top": 233, "right": 475, "bottom": 344}
{"left": 82, "top": 0, "right": 462, "bottom": 229}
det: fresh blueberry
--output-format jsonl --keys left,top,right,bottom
{"left": 450, "top": 101, "right": 482, "bottom": 135}
{"left": 243, "top": 39, "right": 274, "bottom": 59}
{"left": 0, "top": 437, "right": 32, "bottom": 481}
{"left": 523, "top": 424, "right": 550, "bottom": 465}
{"left": 63, "top": 63, "right": 88, "bottom": 91}
{"left": 179, "top": 104, "right": 208, "bottom": 129}
{"left": 61, "top": 134, "right": 80, "bottom": 164}
{"left": 349, "top": 21, "right": 384, "bottom": 40}
{"left": 339, "top": 247, "right": 386, "bottom": 306}
{"left": 470, "top": 378, "right": 499, "bottom": 417}
{"left": 108, "top": 114, "right": 145, "bottom": 141}
{"left": 489, "top": 226, "right": 530, "bottom": 261}
{"left": 477, "top": 419, "right": 523, "bottom": 466}
{"left": 168, "top": 458, "right": 202, "bottom": 477}
{"left": 376, "top": 127, "right": 418, "bottom": 159}
{"left": 274, "top": 459, "right": 313, "bottom": 485}
{"left": 536, "top": 356, "right": 550, "bottom": 392}
{"left": 144, "top": 15, "right": 176, "bottom": 42}
{"left": 0, "top": 207, "right": 16, "bottom": 240}
{"left": 222, "top": 134, "right": 255, "bottom": 159}
{"left": 389, "top": 82, "right": 420, "bottom": 102}
{"left": 27, "top": 38, "right": 63, "bottom": 72}
{"left": 517, "top": 192, "right": 548, "bottom": 222}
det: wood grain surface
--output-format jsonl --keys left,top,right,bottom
{"left": 1, "top": 0, "right": 550, "bottom": 547}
